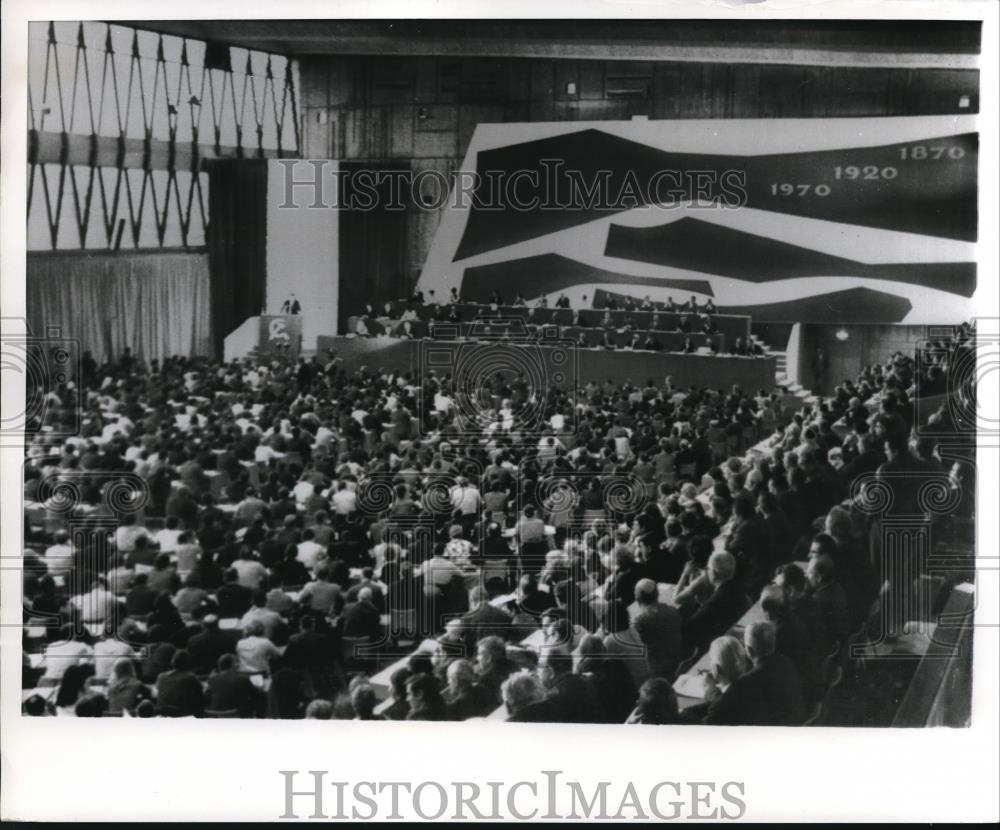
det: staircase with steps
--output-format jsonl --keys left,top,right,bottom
{"left": 749, "top": 333, "right": 821, "bottom": 411}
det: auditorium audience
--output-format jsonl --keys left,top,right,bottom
{"left": 19, "top": 320, "right": 975, "bottom": 722}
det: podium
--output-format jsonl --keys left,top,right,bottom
{"left": 223, "top": 314, "right": 302, "bottom": 361}
{"left": 257, "top": 315, "right": 302, "bottom": 358}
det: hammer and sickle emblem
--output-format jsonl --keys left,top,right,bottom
{"left": 269, "top": 319, "right": 289, "bottom": 342}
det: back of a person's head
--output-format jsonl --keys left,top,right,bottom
{"left": 350, "top": 683, "right": 377, "bottom": 718}
{"left": 634, "top": 578, "right": 658, "bottom": 606}
{"left": 23, "top": 694, "right": 48, "bottom": 716}
{"left": 709, "top": 634, "right": 749, "bottom": 681}
{"left": 637, "top": 678, "right": 679, "bottom": 724}
{"left": 759, "top": 584, "right": 787, "bottom": 621}
{"left": 733, "top": 496, "right": 755, "bottom": 519}
{"left": 777, "top": 562, "right": 808, "bottom": 594}
{"left": 385, "top": 667, "right": 411, "bottom": 701}
{"left": 171, "top": 650, "right": 192, "bottom": 672}
{"left": 708, "top": 550, "right": 735, "bottom": 583}
{"left": 501, "top": 670, "right": 542, "bottom": 713}
{"left": 305, "top": 699, "right": 334, "bottom": 720}
{"left": 447, "top": 658, "right": 477, "bottom": 689}
{"left": 745, "top": 621, "right": 776, "bottom": 663}
{"left": 406, "top": 672, "right": 442, "bottom": 704}
{"left": 576, "top": 634, "right": 605, "bottom": 660}
{"left": 75, "top": 694, "right": 108, "bottom": 718}
{"left": 244, "top": 619, "right": 265, "bottom": 638}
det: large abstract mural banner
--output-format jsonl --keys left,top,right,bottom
{"left": 417, "top": 117, "right": 978, "bottom": 323}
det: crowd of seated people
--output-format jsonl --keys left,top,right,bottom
{"left": 350, "top": 288, "right": 763, "bottom": 357}
{"left": 402, "top": 288, "right": 717, "bottom": 315}
{"left": 20, "top": 320, "right": 975, "bottom": 722}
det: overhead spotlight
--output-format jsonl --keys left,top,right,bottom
{"left": 835, "top": 328, "right": 849, "bottom": 341}
{"left": 417, "top": 107, "right": 429, "bottom": 120}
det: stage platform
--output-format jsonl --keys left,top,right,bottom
{"left": 315, "top": 335, "right": 777, "bottom": 392}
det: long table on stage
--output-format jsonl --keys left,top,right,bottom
{"left": 316, "top": 336, "right": 776, "bottom": 391}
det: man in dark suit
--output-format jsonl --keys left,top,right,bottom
{"left": 682, "top": 551, "right": 749, "bottom": 652}
{"left": 124, "top": 573, "right": 158, "bottom": 617}
{"left": 760, "top": 585, "right": 823, "bottom": 705}
{"left": 154, "top": 650, "right": 205, "bottom": 718}
{"left": 461, "top": 587, "right": 513, "bottom": 649}
{"left": 775, "top": 563, "right": 827, "bottom": 655}
{"left": 341, "top": 587, "right": 382, "bottom": 639}
{"left": 703, "top": 621, "right": 806, "bottom": 726}
{"left": 538, "top": 652, "right": 606, "bottom": 724}
{"left": 632, "top": 578, "right": 682, "bottom": 679}
{"left": 806, "top": 554, "right": 851, "bottom": 648}
{"left": 185, "top": 615, "right": 237, "bottom": 676}
{"left": 758, "top": 491, "right": 795, "bottom": 571}
{"left": 553, "top": 578, "right": 600, "bottom": 634}
{"left": 346, "top": 569, "right": 386, "bottom": 613}
{"left": 725, "top": 496, "right": 774, "bottom": 595}
{"left": 216, "top": 568, "right": 254, "bottom": 618}
{"left": 206, "top": 653, "right": 260, "bottom": 717}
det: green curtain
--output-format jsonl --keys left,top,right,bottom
{"left": 26, "top": 251, "right": 212, "bottom": 364}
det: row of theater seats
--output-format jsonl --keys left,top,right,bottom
{"left": 369, "top": 302, "right": 750, "bottom": 341}
{"left": 349, "top": 318, "right": 739, "bottom": 354}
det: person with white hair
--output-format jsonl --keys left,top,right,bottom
{"left": 501, "top": 670, "right": 549, "bottom": 721}
{"left": 696, "top": 622, "right": 806, "bottom": 726}
{"left": 680, "top": 551, "right": 749, "bottom": 652}
{"left": 698, "top": 634, "right": 750, "bottom": 704}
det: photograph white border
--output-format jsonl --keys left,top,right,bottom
{"left": 2, "top": 0, "right": 997, "bottom": 822}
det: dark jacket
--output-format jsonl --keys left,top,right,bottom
{"left": 155, "top": 669, "right": 205, "bottom": 717}
{"left": 341, "top": 599, "right": 382, "bottom": 639}
{"left": 812, "top": 582, "right": 850, "bottom": 648}
{"left": 682, "top": 579, "right": 749, "bottom": 652}
{"left": 216, "top": 582, "right": 254, "bottom": 618}
{"left": 543, "top": 672, "right": 606, "bottom": 724}
{"left": 702, "top": 654, "right": 806, "bottom": 726}
{"left": 186, "top": 628, "right": 238, "bottom": 675}
{"left": 633, "top": 603, "right": 683, "bottom": 679}
{"left": 207, "top": 669, "right": 259, "bottom": 716}
{"left": 461, "top": 602, "right": 513, "bottom": 648}
{"left": 446, "top": 683, "right": 496, "bottom": 720}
